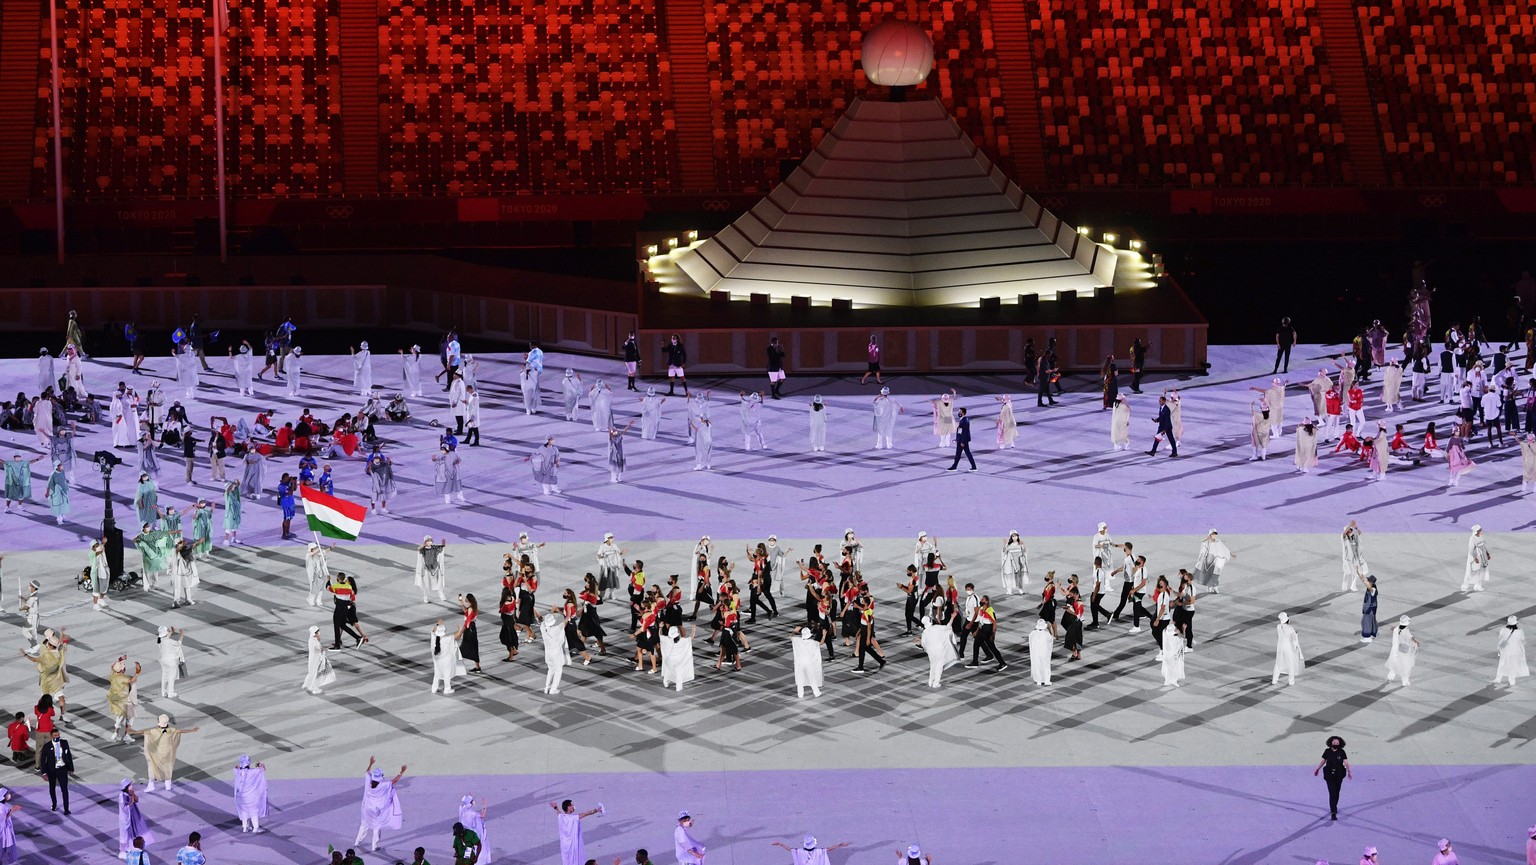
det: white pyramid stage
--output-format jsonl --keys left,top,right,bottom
{"left": 671, "top": 96, "right": 1117, "bottom": 307}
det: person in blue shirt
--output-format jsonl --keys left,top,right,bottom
{"left": 175, "top": 832, "right": 207, "bottom": 865}
{"left": 526, "top": 342, "right": 545, "bottom": 375}
{"left": 297, "top": 455, "right": 318, "bottom": 486}
{"left": 277, "top": 474, "right": 297, "bottom": 540}
{"left": 946, "top": 407, "right": 976, "bottom": 472}
{"left": 318, "top": 465, "right": 334, "bottom": 495}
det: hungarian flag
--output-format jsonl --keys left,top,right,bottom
{"left": 299, "top": 486, "right": 366, "bottom": 541}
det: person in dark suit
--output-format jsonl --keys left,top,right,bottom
{"left": 946, "top": 408, "right": 976, "bottom": 471}
{"left": 40, "top": 728, "right": 73, "bottom": 814}
{"left": 1035, "top": 355, "right": 1056, "bottom": 406}
{"left": 1147, "top": 396, "right": 1179, "bottom": 457}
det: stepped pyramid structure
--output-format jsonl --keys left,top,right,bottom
{"left": 671, "top": 96, "right": 1116, "bottom": 308}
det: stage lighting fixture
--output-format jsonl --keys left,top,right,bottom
{"left": 645, "top": 245, "right": 659, "bottom": 256}
{"left": 1129, "top": 240, "right": 1143, "bottom": 251}
{"left": 1077, "top": 226, "right": 1091, "bottom": 236}
{"left": 666, "top": 237, "right": 679, "bottom": 248}
{"left": 686, "top": 230, "right": 699, "bottom": 241}
{"left": 1103, "top": 233, "right": 1117, "bottom": 244}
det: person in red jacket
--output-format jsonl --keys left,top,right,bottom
{"left": 1346, "top": 383, "right": 1366, "bottom": 430}
{"left": 1333, "top": 424, "right": 1362, "bottom": 456}
{"left": 7, "top": 712, "right": 29, "bottom": 766}
{"left": 1323, "top": 386, "right": 1344, "bottom": 441}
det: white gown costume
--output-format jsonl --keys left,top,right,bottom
{"left": 1110, "top": 397, "right": 1131, "bottom": 449}
{"left": 1272, "top": 612, "right": 1304, "bottom": 685}
{"left": 353, "top": 343, "right": 373, "bottom": 396}
{"left": 541, "top": 614, "right": 568, "bottom": 694}
{"left": 1340, "top": 525, "right": 1368, "bottom": 592}
{"left": 658, "top": 626, "right": 695, "bottom": 692}
{"left": 1028, "top": 620, "right": 1052, "bottom": 686}
{"left": 430, "top": 623, "right": 464, "bottom": 695}
{"left": 641, "top": 390, "right": 663, "bottom": 440}
{"left": 1001, "top": 534, "right": 1029, "bottom": 595}
{"left": 791, "top": 628, "right": 824, "bottom": 698}
{"left": 286, "top": 348, "right": 304, "bottom": 396}
{"left": 1494, "top": 617, "right": 1528, "bottom": 686}
{"left": 1385, "top": 617, "right": 1418, "bottom": 686}
{"left": 233, "top": 347, "right": 255, "bottom": 396}
{"left": 1192, "top": 531, "right": 1231, "bottom": 591}
{"left": 1160, "top": 626, "right": 1186, "bottom": 686}
{"left": 415, "top": 538, "right": 449, "bottom": 602}
{"left": 920, "top": 616, "right": 959, "bottom": 688}
{"left": 303, "top": 626, "right": 335, "bottom": 694}
{"left": 1461, "top": 526, "right": 1490, "bottom": 592}
{"left": 305, "top": 543, "right": 330, "bottom": 606}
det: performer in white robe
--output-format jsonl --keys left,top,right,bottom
{"left": 872, "top": 387, "right": 901, "bottom": 449}
{"left": 521, "top": 365, "right": 542, "bottom": 415}
{"left": 930, "top": 391, "right": 957, "bottom": 448}
{"left": 1160, "top": 623, "right": 1186, "bottom": 687}
{"left": 529, "top": 438, "right": 561, "bottom": 495}
{"left": 686, "top": 390, "right": 711, "bottom": 444}
{"left": 842, "top": 529, "right": 863, "bottom": 571}
{"left": 1294, "top": 419, "right": 1319, "bottom": 473}
{"left": 541, "top": 613, "right": 567, "bottom": 694}
{"left": 1385, "top": 615, "right": 1419, "bottom": 687}
{"left": 233, "top": 755, "right": 270, "bottom": 833}
{"left": 1192, "top": 530, "right": 1233, "bottom": 593}
{"left": 1000, "top": 532, "right": 1028, "bottom": 595}
{"left": 176, "top": 344, "right": 199, "bottom": 400}
{"left": 551, "top": 800, "right": 602, "bottom": 865}
{"left": 596, "top": 534, "right": 625, "bottom": 600}
{"left": 739, "top": 391, "right": 766, "bottom": 450}
{"left": 401, "top": 346, "right": 424, "bottom": 397}
{"left": 355, "top": 761, "right": 406, "bottom": 852}
{"left": 1368, "top": 421, "right": 1390, "bottom": 481}
{"left": 459, "top": 796, "right": 491, "bottom": 863}
{"left": 156, "top": 625, "right": 185, "bottom": 698}
{"left": 170, "top": 542, "right": 199, "bottom": 607}
{"left": 1110, "top": 395, "right": 1131, "bottom": 450}
{"left": 791, "top": 627, "right": 824, "bottom": 698}
{"left": 1166, "top": 389, "right": 1184, "bottom": 441}
{"left": 659, "top": 625, "right": 695, "bottom": 692}
{"left": 305, "top": 542, "right": 334, "bottom": 606}
{"left": 1340, "top": 521, "right": 1367, "bottom": 591}
{"left": 1272, "top": 612, "right": 1304, "bottom": 685}
{"left": 515, "top": 532, "right": 544, "bottom": 575}
{"left": 286, "top": 347, "right": 304, "bottom": 397}
{"left": 1520, "top": 433, "right": 1536, "bottom": 493}
{"left": 1266, "top": 377, "right": 1287, "bottom": 436}
{"left": 690, "top": 417, "right": 713, "bottom": 470}
{"left": 995, "top": 394, "right": 1017, "bottom": 448}
{"left": 1307, "top": 369, "right": 1330, "bottom": 416}
{"left": 1461, "top": 525, "right": 1490, "bottom": 592}
{"left": 589, "top": 380, "right": 613, "bottom": 432}
{"left": 640, "top": 388, "right": 664, "bottom": 440}
{"left": 1380, "top": 359, "right": 1403, "bottom": 411}
{"left": 560, "top": 369, "right": 583, "bottom": 421}
{"left": 352, "top": 342, "right": 373, "bottom": 397}
{"left": 37, "top": 348, "right": 55, "bottom": 394}
{"left": 1249, "top": 401, "right": 1271, "bottom": 460}
{"left": 303, "top": 625, "right": 335, "bottom": 694}
{"left": 1028, "top": 620, "right": 1052, "bottom": 686}
{"left": 111, "top": 391, "right": 136, "bottom": 448}
{"left": 918, "top": 616, "right": 958, "bottom": 688}
{"left": 430, "top": 622, "right": 464, "bottom": 695}
{"left": 415, "top": 536, "right": 449, "bottom": 602}
{"left": 1494, "top": 615, "right": 1528, "bottom": 687}
{"left": 232, "top": 344, "right": 255, "bottom": 396}
{"left": 808, "top": 396, "right": 828, "bottom": 452}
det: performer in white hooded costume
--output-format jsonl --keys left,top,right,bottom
{"left": 1520, "top": 433, "right": 1536, "bottom": 493}
{"left": 1160, "top": 622, "right": 1187, "bottom": 687}
{"left": 808, "top": 395, "right": 829, "bottom": 452}
{"left": 994, "top": 394, "right": 1018, "bottom": 449}
{"left": 551, "top": 800, "right": 603, "bottom": 865}
{"left": 459, "top": 796, "right": 491, "bottom": 862}
{"left": 1494, "top": 615, "right": 1527, "bottom": 687}
{"left": 791, "top": 627, "right": 824, "bottom": 698}
{"left": 430, "top": 621, "right": 465, "bottom": 695}
{"left": 1385, "top": 615, "right": 1420, "bottom": 687}
{"left": 1272, "top": 612, "right": 1304, "bottom": 686}
{"left": 1461, "top": 525, "right": 1490, "bottom": 592}
{"left": 1192, "top": 529, "right": 1233, "bottom": 594}
{"left": 303, "top": 625, "right": 335, "bottom": 695}
{"left": 355, "top": 759, "right": 406, "bottom": 852}
{"left": 401, "top": 345, "right": 423, "bottom": 397}
{"left": 689, "top": 416, "right": 714, "bottom": 470}
{"left": 1340, "top": 521, "right": 1367, "bottom": 592}
{"left": 285, "top": 347, "right": 304, "bottom": 397}
{"left": 1028, "top": 620, "right": 1052, "bottom": 686}
{"left": 232, "top": 343, "right": 255, "bottom": 396}
{"left": 589, "top": 380, "right": 613, "bottom": 432}
{"left": 912, "top": 532, "right": 938, "bottom": 573}
{"left": 1249, "top": 400, "right": 1271, "bottom": 460}
{"left": 560, "top": 369, "right": 583, "bottom": 421}
{"left": 659, "top": 625, "right": 695, "bottom": 692}
{"left": 415, "top": 536, "right": 449, "bottom": 603}
{"left": 232, "top": 755, "right": 270, "bottom": 833}
{"left": 919, "top": 616, "right": 958, "bottom": 688}
{"left": 521, "top": 365, "right": 542, "bottom": 416}
{"left": 872, "top": 387, "right": 902, "bottom": 449}
{"left": 640, "top": 388, "right": 665, "bottom": 440}
{"left": 541, "top": 612, "right": 568, "bottom": 695}
{"left": 352, "top": 342, "right": 373, "bottom": 396}
{"left": 739, "top": 391, "right": 767, "bottom": 450}
{"left": 305, "top": 541, "right": 335, "bottom": 606}
{"left": 1110, "top": 395, "right": 1131, "bottom": 450}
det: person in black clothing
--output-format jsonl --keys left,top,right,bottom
{"left": 1046, "top": 339, "right": 1064, "bottom": 395}
{"left": 1036, "top": 355, "right": 1057, "bottom": 406}
{"left": 663, "top": 335, "right": 689, "bottom": 397}
{"left": 1129, "top": 338, "right": 1148, "bottom": 393}
{"left": 946, "top": 408, "right": 976, "bottom": 471}
{"left": 180, "top": 427, "right": 199, "bottom": 485}
{"left": 1274, "top": 317, "right": 1296, "bottom": 374}
{"left": 1313, "top": 735, "right": 1352, "bottom": 820}
{"left": 850, "top": 594, "right": 885, "bottom": 674}
{"left": 766, "top": 337, "right": 787, "bottom": 399}
{"left": 622, "top": 333, "right": 641, "bottom": 391}
{"left": 1146, "top": 396, "right": 1178, "bottom": 456}
{"left": 1022, "top": 338, "right": 1037, "bottom": 387}
{"left": 40, "top": 728, "right": 73, "bottom": 814}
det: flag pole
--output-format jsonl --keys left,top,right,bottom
{"left": 212, "top": 0, "right": 229, "bottom": 263}
{"left": 47, "top": 0, "right": 64, "bottom": 263}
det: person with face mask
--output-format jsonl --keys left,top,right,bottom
{"left": 663, "top": 334, "right": 689, "bottom": 396}
{"left": 675, "top": 811, "right": 706, "bottom": 865}
{"left": 125, "top": 713, "right": 200, "bottom": 792}
{"left": 355, "top": 757, "right": 407, "bottom": 852}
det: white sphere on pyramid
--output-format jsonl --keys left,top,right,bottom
{"left": 860, "top": 20, "right": 934, "bottom": 87}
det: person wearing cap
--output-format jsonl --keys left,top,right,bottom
{"left": 105, "top": 656, "right": 142, "bottom": 744}
{"left": 771, "top": 835, "right": 849, "bottom": 865}
{"left": 1028, "top": 619, "right": 1052, "bottom": 685}
{"left": 1359, "top": 575, "right": 1379, "bottom": 643}
{"left": 550, "top": 799, "right": 603, "bottom": 865}
{"left": 125, "top": 713, "right": 200, "bottom": 791}
{"left": 0, "top": 785, "right": 19, "bottom": 861}
{"left": 22, "top": 628, "right": 68, "bottom": 726}
{"left": 596, "top": 533, "right": 626, "bottom": 601}
{"left": 1193, "top": 530, "right": 1234, "bottom": 595}
{"left": 416, "top": 536, "right": 450, "bottom": 603}
{"left": 1313, "top": 734, "right": 1351, "bottom": 819}
{"left": 873, "top": 387, "right": 904, "bottom": 448}
{"left": 286, "top": 346, "right": 305, "bottom": 397}
{"left": 1495, "top": 615, "right": 1528, "bottom": 687}
{"left": 808, "top": 395, "right": 829, "bottom": 452}
{"left": 559, "top": 369, "right": 583, "bottom": 421}
{"left": 1273, "top": 612, "right": 1305, "bottom": 685}
{"left": 1385, "top": 615, "right": 1420, "bottom": 688}
{"left": 1525, "top": 824, "right": 1536, "bottom": 865}
{"left": 689, "top": 413, "right": 714, "bottom": 470}
{"left": 356, "top": 756, "right": 407, "bottom": 852}
{"left": 117, "top": 779, "right": 153, "bottom": 855}
{"left": 638, "top": 387, "right": 667, "bottom": 441}
{"left": 1431, "top": 838, "right": 1459, "bottom": 865}
{"left": 590, "top": 379, "right": 615, "bottom": 434}
{"left": 994, "top": 393, "right": 1018, "bottom": 448}
{"left": 304, "top": 625, "right": 335, "bottom": 695}
{"left": 791, "top": 627, "right": 824, "bottom": 697}
{"left": 675, "top": 811, "right": 706, "bottom": 865}
{"left": 738, "top": 391, "right": 767, "bottom": 451}
{"left": 233, "top": 755, "right": 269, "bottom": 833}
{"left": 1462, "top": 525, "right": 1491, "bottom": 592}
{"left": 1359, "top": 846, "right": 1378, "bottom": 865}
{"left": 895, "top": 845, "right": 931, "bottom": 865}
{"left": 458, "top": 795, "right": 490, "bottom": 862}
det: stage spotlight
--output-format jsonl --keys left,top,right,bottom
{"left": 686, "top": 230, "right": 699, "bottom": 241}
{"left": 1103, "top": 233, "right": 1117, "bottom": 244}
{"left": 1129, "top": 240, "right": 1143, "bottom": 251}
{"left": 645, "top": 245, "right": 658, "bottom": 256}
{"left": 666, "top": 237, "right": 679, "bottom": 248}
{"left": 1077, "top": 226, "right": 1091, "bottom": 236}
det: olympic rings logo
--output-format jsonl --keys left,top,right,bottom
{"left": 701, "top": 200, "right": 732, "bottom": 211}
{"left": 1418, "top": 195, "right": 1446, "bottom": 208}
{"left": 325, "top": 205, "right": 355, "bottom": 219}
